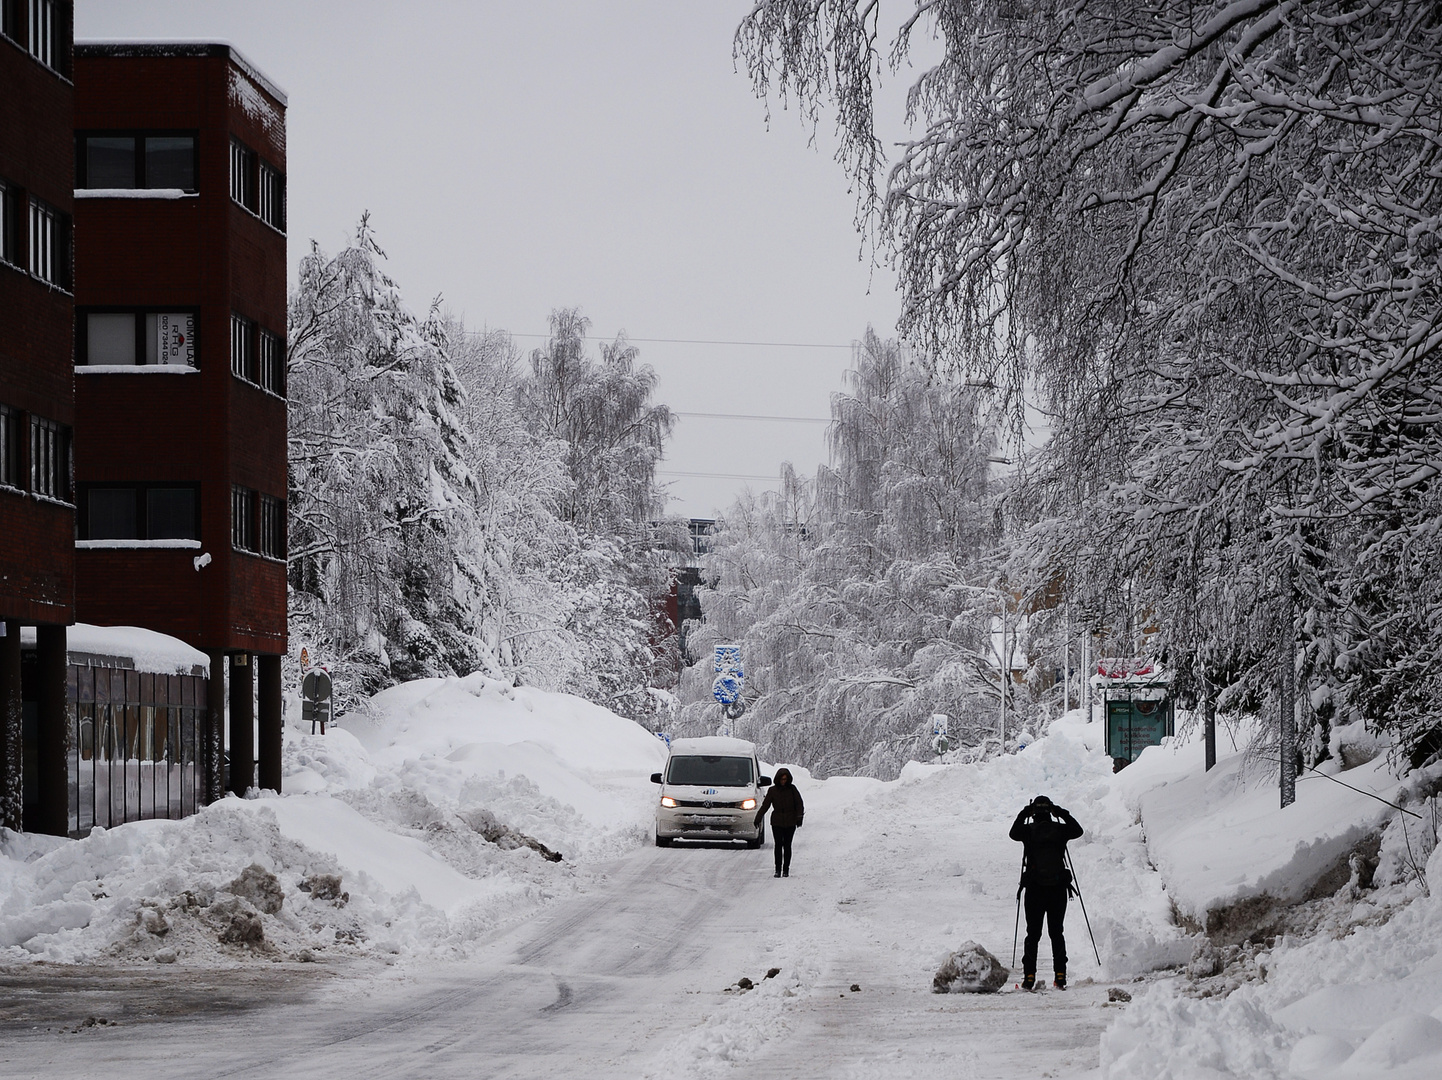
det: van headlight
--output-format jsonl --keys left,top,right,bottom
{"left": 660, "top": 796, "right": 677, "bottom": 807}
{"left": 741, "top": 798, "right": 757, "bottom": 810}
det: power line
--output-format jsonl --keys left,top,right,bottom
{"left": 675, "top": 411, "right": 831, "bottom": 424}
{"left": 493, "top": 331, "right": 857, "bottom": 350}
{"left": 658, "top": 470, "right": 785, "bottom": 481}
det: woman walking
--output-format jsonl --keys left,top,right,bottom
{"left": 754, "top": 767, "right": 804, "bottom": 877}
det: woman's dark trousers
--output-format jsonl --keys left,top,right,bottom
{"left": 772, "top": 825, "right": 795, "bottom": 873}
{"left": 1022, "top": 884, "right": 1068, "bottom": 976}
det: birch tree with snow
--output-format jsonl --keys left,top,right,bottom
{"left": 738, "top": 0, "right": 1442, "bottom": 767}
{"left": 678, "top": 333, "right": 1007, "bottom": 777}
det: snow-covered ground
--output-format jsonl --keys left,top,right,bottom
{"left": 2, "top": 680, "right": 1439, "bottom": 1079}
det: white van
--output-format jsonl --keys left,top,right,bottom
{"left": 651, "top": 736, "right": 771, "bottom": 847}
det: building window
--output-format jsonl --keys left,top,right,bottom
{"left": 146, "top": 136, "right": 195, "bottom": 189}
{"left": 232, "top": 485, "right": 255, "bottom": 552}
{"left": 230, "top": 139, "right": 256, "bottom": 211}
{"left": 258, "top": 329, "right": 284, "bottom": 395}
{"left": 231, "top": 316, "right": 283, "bottom": 394}
{"left": 29, "top": 415, "right": 71, "bottom": 502}
{"left": 28, "top": 197, "right": 70, "bottom": 290}
{"left": 0, "top": 404, "right": 20, "bottom": 490}
{"left": 259, "top": 494, "right": 284, "bottom": 559}
{"left": 231, "top": 314, "right": 255, "bottom": 381}
{"left": 257, "top": 161, "right": 285, "bottom": 232}
{"left": 0, "top": 178, "right": 20, "bottom": 266}
{"left": 1, "top": 0, "right": 19, "bottom": 44}
{"left": 25, "top": 0, "right": 68, "bottom": 77}
{"left": 78, "top": 309, "right": 197, "bottom": 367}
{"left": 75, "top": 133, "right": 197, "bottom": 191}
{"left": 80, "top": 484, "right": 198, "bottom": 541}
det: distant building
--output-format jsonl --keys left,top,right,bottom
{"left": 662, "top": 519, "right": 715, "bottom": 675}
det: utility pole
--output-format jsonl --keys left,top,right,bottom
{"left": 998, "top": 592, "right": 1007, "bottom": 749}
{"left": 1204, "top": 689, "right": 1216, "bottom": 772}
{"left": 1280, "top": 569, "right": 1297, "bottom": 808}
{"left": 1064, "top": 600, "right": 1072, "bottom": 712}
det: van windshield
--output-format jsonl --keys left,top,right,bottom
{"left": 666, "top": 755, "right": 753, "bottom": 787}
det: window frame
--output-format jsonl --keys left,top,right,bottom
{"left": 76, "top": 306, "right": 201, "bottom": 368}
{"left": 28, "top": 414, "right": 71, "bottom": 503}
{"left": 230, "top": 312, "right": 255, "bottom": 382}
{"left": 0, "top": 403, "right": 21, "bottom": 491}
{"left": 18, "top": 0, "right": 69, "bottom": 78}
{"left": 230, "top": 137, "right": 285, "bottom": 234}
{"left": 229, "top": 138, "right": 256, "bottom": 211}
{"left": 0, "top": 0, "right": 20, "bottom": 44}
{"left": 231, "top": 314, "right": 285, "bottom": 396}
{"left": 257, "top": 160, "right": 285, "bottom": 232}
{"left": 74, "top": 130, "right": 200, "bottom": 192}
{"left": 78, "top": 481, "right": 201, "bottom": 542}
{"left": 0, "top": 178, "right": 21, "bottom": 268}
{"left": 27, "top": 195, "right": 70, "bottom": 291}
{"left": 257, "top": 327, "right": 285, "bottom": 396}
{"left": 258, "top": 493, "right": 285, "bottom": 560}
{"left": 231, "top": 485, "right": 256, "bottom": 553}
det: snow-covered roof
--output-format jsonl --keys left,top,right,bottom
{"left": 19, "top": 623, "right": 209, "bottom": 677}
{"left": 666, "top": 735, "right": 757, "bottom": 757}
{"left": 1091, "top": 658, "right": 1168, "bottom": 692}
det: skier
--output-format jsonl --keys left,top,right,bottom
{"left": 754, "top": 767, "right": 804, "bottom": 877}
{"left": 1009, "top": 794, "right": 1083, "bottom": 990}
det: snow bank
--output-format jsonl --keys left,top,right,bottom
{"left": 1100, "top": 742, "right": 1442, "bottom": 1080}
{"left": 1137, "top": 749, "right": 1402, "bottom": 928}
{"left": 1, "top": 672, "right": 666, "bottom": 965}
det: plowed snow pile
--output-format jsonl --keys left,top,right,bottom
{"left": 1102, "top": 729, "right": 1442, "bottom": 1080}
{"left": 0, "top": 673, "right": 665, "bottom": 966}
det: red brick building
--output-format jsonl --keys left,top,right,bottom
{"left": 71, "top": 42, "right": 288, "bottom": 803}
{"left": 1, "top": 0, "right": 76, "bottom": 835}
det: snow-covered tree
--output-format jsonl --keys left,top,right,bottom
{"left": 512, "top": 309, "right": 685, "bottom": 726}
{"left": 287, "top": 217, "right": 496, "bottom": 705}
{"left": 738, "top": 1, "right": 1442, "bottom": 767}
{"left": 287, "top": 226, "right": 681, "bottom": 726}
{"left": 677, "top": 334, "right": 1005, "bottom": 777}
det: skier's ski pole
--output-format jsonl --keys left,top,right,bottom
{"left": 1012, "top": 854, "right": 1025, "bottom": 967}
{"left": 1065, "top": 848, "right": 1101, "bottom": 966}
{"left": 1012, "top": 881, "right": 1022, "bottom": 967}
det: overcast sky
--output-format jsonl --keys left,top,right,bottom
{"left": 76, "top": 1, "right": 913, "bottom": 518}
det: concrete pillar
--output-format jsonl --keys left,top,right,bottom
{"left": 35, "top": 624, "right": 68, "bottom": 837}
{"left": 0, "top": 621, "right": 21, "bottom": 832}
{"left": 257, "top": 654, "right": 282, "bottom": 793}
{"left": 205, "top": 649, "right": 226, "bottom": 804}
{"left": 229, "top": 653, "right": 254, "bottom": 797}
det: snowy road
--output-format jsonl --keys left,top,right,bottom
{"left": 0, "top": 765, "right": 1123, "bottom": 1079}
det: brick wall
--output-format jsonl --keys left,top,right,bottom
{"left": 0, "top": 32, "right": 76, "bottom": 625}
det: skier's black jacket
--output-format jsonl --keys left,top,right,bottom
{"left": 1009, "top": 805, "right": 1083, "bottom": 888}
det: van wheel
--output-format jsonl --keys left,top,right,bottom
{"left": 747, "top": 827, "right": 765, "bottom": 849}
{"left": 655, "top": 834, "right": 672, "bottom": 847}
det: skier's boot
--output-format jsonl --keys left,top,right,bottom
{"left": 1053, "top": 972, "right": 1067, "bottom": 991}
{"left": 1021, "top": 973, "right": 1035, "bottom": 991}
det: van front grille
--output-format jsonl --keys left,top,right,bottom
{"left": 674, "top": 799, "right": 743, "bottom": 809}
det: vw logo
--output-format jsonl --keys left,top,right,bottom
{"left": 704, "top": 800, "right": 713, "bottom": 809}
